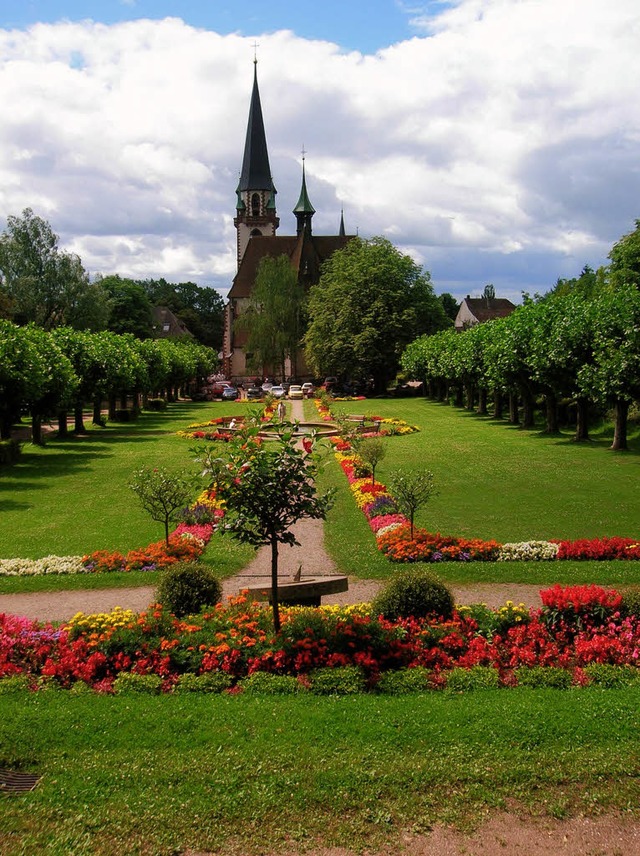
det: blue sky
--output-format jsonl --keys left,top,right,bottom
{"left": 0, "top": 1, "right": 638, "bottom": 303}
{"left": 1, "top": 1, "right": 438, "bottom": 54}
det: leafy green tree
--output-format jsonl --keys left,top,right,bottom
{"left": 141, "top": 278, "right": 225, "bottom": 349}
{"left": 0, "top": 208, "right": 108, "bottom": 330}
{"left": 99, "top": 275, "right": 154, "bottom": 338}
{"left": 305, "top": 237, "right": 449, "bottom": 394}
{"left": 19, "top": 325, "right": 78, "bottom": 444}
{"left": 355, "top": 437, "right": 387, "bottom": 484}
{"left": 236, "top": 255, "right": 305, "bottom": 379}
{"left": 129, "top": 466, "right": 195, "bottom": 545}
{"left": 0, "top": 320, "right": 47, "bottom": 439}
{"left": 609, "top": 220, "right": 640, "bottom": 287}
{"left": 197, "top": 422, "right": 335, "bottom": 632}
{"left": 438, "top": 292, "right": 459, "bottom": 322}
{"left": 579, "top": 284, "right": 640, "bottom": 450}
{"left": 389, "top": 470, "right": 438, "bottom": 539}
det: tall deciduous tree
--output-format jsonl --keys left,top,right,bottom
{"left": 98, "top": 275, "right": 154, "bottom": 339}
{"left": 0, "top": 208, "right": 108, "bottom": 330}
{"left": 236, "top": 254, "right": 305, "bottom": 380}
{"left": 305, "top": 237, "right": 449, "bottom": 394}
{"left": 609, "top": 220, "right": 640, "bottom": 288}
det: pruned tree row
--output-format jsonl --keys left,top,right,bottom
{"left": 0, "top": 321, "right": 218, "bottom": 443}
{"left": 402, "top": 282, "right": 640, "bottom": 450}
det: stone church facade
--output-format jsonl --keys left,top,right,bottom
{"left": 222, "top": 62, "right": 353, "bottom": 382}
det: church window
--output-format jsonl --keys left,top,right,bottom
{"left": 251, "top": 228, "right": 262, "bottom": 237}
{"left": 251, "top": 193, "right": 260, "bottom": 216}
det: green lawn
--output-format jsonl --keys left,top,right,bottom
{"left": 313, "top": 398, "right": 640, "bottom": 584}
{"left": 1, "top": 687, "right": 638, "bottom": 855}
{"left": 0, "top": 401, "right": 255, "bottom": 564}
{"left": 3, "top": 397, "right": 640, "bottom": 591}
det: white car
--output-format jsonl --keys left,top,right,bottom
{"left": 288, "top": 385, "right": 303, "bottom": 400}
{"left": 270, "top": 385, "right": 286, "bottom": 399}
{"left": 301, "top": 382, "right": 314, "bottom": 396}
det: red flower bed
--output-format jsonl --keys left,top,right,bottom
{"left": 2, "top": 586, "right": 639, "bottom": 690}
{"left": 555, "top": 537, "right": 640, "bottom": 561}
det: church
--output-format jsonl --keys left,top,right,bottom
{"left": 222, "top": 62, "right": 353, "bottom": 382}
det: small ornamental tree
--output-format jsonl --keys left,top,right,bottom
{"left": 355, "top": 437, "right": 387, "bottom": 484}
{"left": 389, "top": 470, "right": 438, "bottom": 539}
{"left": 196, "top": 420, "right": 335, "bottom": 632}
{"left": 129, "top": 466, "right": 194, "bottom": 546}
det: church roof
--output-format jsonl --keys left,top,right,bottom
{"left": 462, "top": 296, "right": 516, "bottom": 322}
{"left": 229, "top": 232, "right": 353, "bottom": 299}
{"left": 239, "top": 63, "right": 274, "bottom": 192}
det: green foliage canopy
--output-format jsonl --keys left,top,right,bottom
{"left": 304, "top": 237, "right": 449, "bottom": 393}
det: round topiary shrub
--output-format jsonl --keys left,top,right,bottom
{"left": 155, "top": 562, "right": 222, "bottom": 617}
{"left": 371, "top": 568, "right": 454, "bottom": 621}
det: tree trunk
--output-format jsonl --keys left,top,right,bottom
{"left": 477, "top": 388, "right": 487, "bottom": 415}
{"left": 508, "top": 393, "right": 519, "bottom": 425}
{"left": 74, "top": 403, "right": 87, "bottom": 433}
{"left": 464, "top": 383, "right": 474, "bottom": 410}
{"left": 120, "top": 392, "right": 128, "bottom": 410}
{"left": 454, "top": 385, "right": 464, "bottom": 408}
{"left": 492, "top": 390, "right": 503, "bottom": 420}
{"left": 544, "top": 393, "right": 560, "bottom": 434}
{"left": 520, "top": 389, "right": 535, "bottom": 429}
{"left": 574, "top": 398, "right": 590, "bottom": 442}
{"left": 611, "top": 399, "right": 629, "bottom": 451}
{"left": 108, "top": 394, "right": 117, "bottom": 421}
{"left": 438, "top": 381, "right": 447, "bottom": 402}
{"left": 270, "top": 536, "right": 281, "bottom": 633}
{"left": 57, "top": 410, "right": 69, "bottom": 438}
{"left": 31, "top": 411, "right": 44, "bottom": 446}
{"left": 0, "top": 416, "right": 12, "bottom": 440}
{"left": 93, "top": 398, "right": 104, "bottom": 426}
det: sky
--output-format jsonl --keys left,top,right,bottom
{"left": 0, "top": 0, "right": 639, "bottom": 305}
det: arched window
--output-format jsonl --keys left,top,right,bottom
{"left": 250, "top": 228, "right": 262, "bottom": 237}
{"left": 251, "top": 193, "right": 260, "bottom": 217}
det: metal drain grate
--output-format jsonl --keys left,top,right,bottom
{"left": 0, "top": 769, "right": 41, "bottom": 794}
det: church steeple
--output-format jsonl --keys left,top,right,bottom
{"left": 234, "top": 60, "right": 279, "bottom": 268}
{"left": 339, "top": 208, "right": 346, "bottom": 237}
{"left": 293, "top": 152, "right": 315, "bottom": 236}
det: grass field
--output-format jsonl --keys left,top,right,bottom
{"left": 1, "top": 687, "right": 639, "bottom": 855}
{"left": 2, "top": 397, "right": 640, "bottom": 591}
{"left": 312, "top": 398, "right": 640, "bottom": 584}
{"left": 2, "top": 397, "right": 640, "bottom": 855}
{"left": 0, "top": 401, "right": 255, "bottom": 566}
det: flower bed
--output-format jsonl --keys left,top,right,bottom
{"left": 317, "top": 399, "right": 640, "bottom": 564}
{"left": 1, "top": 585, "right": 638, "bottom": 693}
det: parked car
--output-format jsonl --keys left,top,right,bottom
{"left": 270, "top": 385, "right": 286, "bottom": 399}
{"left": 301, "top": 382, "right": 314, "bottom": 397}
{"left": 288, "top": 384, "right": 303, "bottom": 400}
{"left": 221, "top": 386, "right": 239, "bottom": 401}
{"left": 211, "top": 381, "right": 232, "bottom": 398}
{"left": 261, "top": 381, "right": 273, "bottom": 394}
{"left": 246, "top": 385, "right": 262, "bottom": 400}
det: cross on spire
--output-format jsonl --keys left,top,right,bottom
{"left": 252, "top": 41, "right": 260, "bottom": 63}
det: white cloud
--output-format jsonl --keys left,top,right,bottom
{"left": 0, "top": 1, "right": 639, "bottom": 302}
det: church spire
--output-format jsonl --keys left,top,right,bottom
{"left": 293, "top": 149, "right": 315, "bottom": 236}
{"left": 234, "top": 59, "right": 279, "bottom": 268}
{"left": 339, "top": 208, "right": 346, "bottom": 237}
{"left": 239, "top": 60, "right": 274, "bottom": 192}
